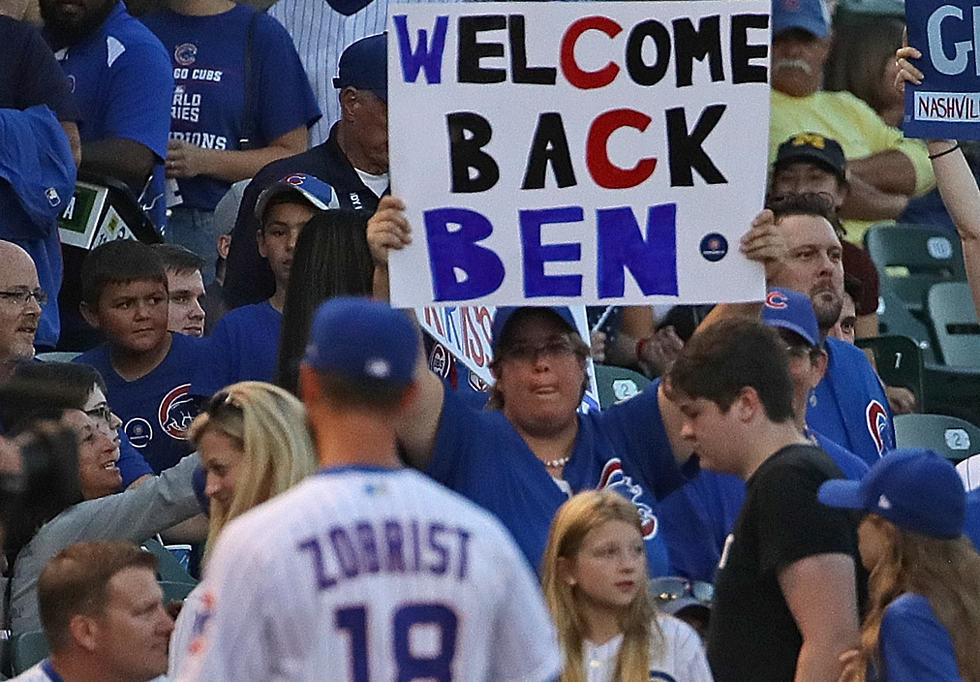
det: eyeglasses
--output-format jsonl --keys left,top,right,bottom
{"left": 0, "top": 289, "right": 47, "bottom": 307}
{"left": 84, "top": 404, "right": 113, "bottom": 424}
{"left": 648, "top": 577, "right": 714, "bottom": 608}
{"left": 503, "top": 335, "right": 579, "bottom": 362}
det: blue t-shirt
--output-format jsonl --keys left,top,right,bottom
{"left": 428, "top": 379, "right": 690, "bottom": 576}
{"left": 50, "top": 1, "right": 173, "bottom": 229}
{"left": 74, "top": 333, "right": 205, "bottom": 473}
{"left": 658, "top": 426, "right": 869, "bottom": 582}
{"left": 879, "top": 593, "right": 963, "bottom": 682}
{"left": 193, "top": 300, "right": 281, "bottom": 397}
{"left": 117, "top": 431, "right": 154, "bottom": 487}
{"left": 808, "top": 338, "right": 895, "bottom": 466}
{"left": 141, "top": 5, "right": 320, "bottom": 210}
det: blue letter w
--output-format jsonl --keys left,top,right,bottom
{"left": 393, "top": 15, "right": 449, "bottom": 84}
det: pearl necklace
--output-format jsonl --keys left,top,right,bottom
{"left": 543, "top": 456, "right": 571, "bottom": 468}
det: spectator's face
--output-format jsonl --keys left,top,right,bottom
{"left": 62, "top": 409, "right": 121, "bottom": 500}
{"left": 349, "top": 89, "right": 389, "bottom": 175}
{"left": 770, "top": 162, "right": 845, "bottom": 210}
{"left": 166, "top": 269, "right": 205, "bottom": 337}
{"left": 494, "top": 313, "right": 584, "bottom": 437}
{"left": 563, "top": 519, "right": 646, "bottom": 612}
{"left": 674, "top": 395, "right": 742, "bottom": 473}
{"left": 767, "top": 214, "right": 844, "bottom": 331}
{"left": 91, "top": 566, "right": 174, "bottom": 680}
{"left": 198, "top": 429, "right": 244, "bottom": 509}
{"left": 0, "top": 243, "right": 42, "bottom": 367}
{"left": 258, "top": 202, "right": 311, "bottom": 289}
{"left": 39, "top": 0, "right": 115, "bottom": 44}
{"left": 782, "top": 338, "right": 826, "bottom": 424}
{"left": 857, "top": 515, "right": 891, "bottom": 571}
{"left": 771, "top": 29, "right": 830, "bottom": 97}
{"left": 85, "top": 280, "right": 169, "bottom": 354}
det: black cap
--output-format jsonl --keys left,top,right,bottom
{"left": 774, "top": 133, "right": 846, "bottom": 183}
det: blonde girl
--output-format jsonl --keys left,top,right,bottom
{"left": 169, "top": 381, "right": 318, "bottom": 674}
{"left": 542, "top": 490, "right": 714, "bottom": 682}
{"left": 820, "top": 448, "right": 980, "bottom": 682}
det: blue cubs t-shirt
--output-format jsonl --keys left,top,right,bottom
{"left": 428, "top": 378, "right": 691, "bottom": 576}
{"left": 141, "top": 5, "right": 320, "bottom": 210}
{"left": 193, "top": 300, "right": 281, "bottom": 397}
{"left": 880, "top": 593, "right": 963, "bottom": 682}
{"left": 75, "top": 333, "right": 206, "bottom": 474}
{"left": 49, "top": 1, "right": 173, "bottom": 229}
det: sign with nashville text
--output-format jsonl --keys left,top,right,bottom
{"left": 387, "top": 1, "right": 770, "bottom": 308}
{"left": 905, "top": 0, "right": 980, "bottom": 139}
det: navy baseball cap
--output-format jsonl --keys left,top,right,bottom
{"left": 303, "top": 297, "right": 417, "bottom": 385}
{"left": 819, "top": 448, "right": 967, "bottom": 539}
{"left": 774, "top": 133, "right": 847, "bottom": 184}
{"left": 491, "top": 307, "right": 579, "bottom": 354}
{"left": 762, "top": 288, "right": 821, "bottom": 347}
{"left": 255, "top": 174, "right": 340, "bottom": 221}
{"left": 772, "top": 0, "right": 831, "bottom": 38}
{"left": 333, "top": 34, "right": 387, "bottom": 101}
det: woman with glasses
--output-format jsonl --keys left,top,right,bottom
{"left": 541, "top": 490, "right": 714, "bottom": 682}
{"left": 0, "top": 363, "right": 203, "bottom": 634}
{"left": 168, "top": 381, "right": 317, "bottom": 676}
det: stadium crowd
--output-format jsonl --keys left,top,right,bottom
{"left": 2, "top": 0, "right": 980, "bottom": 679}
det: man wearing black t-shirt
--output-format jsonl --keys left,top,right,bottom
{"left": 667, "top": 317, "right": 861, "bottom": 682}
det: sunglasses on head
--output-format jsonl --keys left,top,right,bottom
{"left": 648, "top": 576, "right": 714, "bottom": 608}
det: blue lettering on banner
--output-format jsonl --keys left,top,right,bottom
{"left": 393, "top": 14, "right": 449, "bottom": 84}
{"left": 597, "top": 203, "right": 678, "bottom": 297}
{"left": 425, "top": 208, "right": 506, "bottom": 300}
{"left": 521, "top": 206, "right": 584, "bottom": 297}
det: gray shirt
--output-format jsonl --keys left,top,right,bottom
{"left": 9, "top": 452, "right": 201, "bottom": 633}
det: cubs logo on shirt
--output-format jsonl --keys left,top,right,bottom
{"left": 598, "top": 458, "right": 658, "bottom": 538}
{"left": 159, "top": 384, "right": 197, "bottom": 440}
{"left": 175, "top": 43, "right": 197, "bottom": 66}
{"left": 866, "top": 400, "right": 888, "bottom": 456}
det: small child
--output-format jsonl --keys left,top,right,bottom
{"left": 74, "top": 240, "right": 206, "bottom": 474}
{"left": 541, "top": 489, "right": 714, "bottom": 682}
{"left": 154, "top": 243, "right": 207, "bottom": 338}
{"left": 193, "top": 174, "right": 336, "bottom": 396}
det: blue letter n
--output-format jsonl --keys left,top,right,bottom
{"left": 597, "top": 204, "right": 678, "bottom": 298}
{"left": 425, "top": 208, "right": 505, "bottom": 301}
{"left": 393, "top": 15, "right": 449, "bottom": 84}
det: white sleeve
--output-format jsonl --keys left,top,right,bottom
{"left": 657, "top": 615, "right": 714, "bottom": 682}
{"left": 168, "top": 584, "right": 205, "bottom": 678}
{"left": 174, "top": 525, "right": 279, "bottom": 682}
{"left": 485, "top": 536, "right": 561, "bottom": 682}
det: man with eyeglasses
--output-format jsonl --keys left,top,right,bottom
{"left": 0, "top": 241, "right": 44, "bottom": 381}
{"left": 368, "top": 203, "right": 697, "bottom": 578}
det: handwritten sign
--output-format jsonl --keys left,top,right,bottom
{"left": 387, "top": 1, "right": 770, "bottom": 308}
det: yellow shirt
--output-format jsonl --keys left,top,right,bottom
{"left": 770, "top": 89, "right": 936, "bottom": 244}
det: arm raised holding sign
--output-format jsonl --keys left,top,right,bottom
{"left": 366, "top": 196, "right": 695, "bottom": 577}
{"left": 896, "top": 45, "right": 980, "bottom": 320}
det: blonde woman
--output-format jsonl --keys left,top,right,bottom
{"left": 168, "top": 381, "right": 318, "bottom": 676}
{"left": 820, "top": 448, "right": 980, "bottom": 682}
{"left": 542, "top": 490, "right": 714, "bottom": 682}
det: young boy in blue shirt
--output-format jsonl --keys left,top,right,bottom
{"left": 75, "top": 240, "right": 206, "bottom": 474}
{"left": 193, "top": 174, "right": 336, "bottom": 397}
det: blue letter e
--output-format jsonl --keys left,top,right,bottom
{"left": 425, "top": 208, "right": 505, "bottom": 301}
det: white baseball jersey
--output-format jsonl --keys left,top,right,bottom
{"left": 268, "top": 0, "right": 467, "bottom": 146}
{"left": 176, "top": 467, "right": 561, "bottom": 682}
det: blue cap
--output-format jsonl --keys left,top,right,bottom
{"left": 303, "top": 297, "right": 417, "bottom": 384}
{"left": 819, "top": 449, "right": 966, "bottom": 539}
{"left": 762, "top": 288, "right": 821, "bottom": 347}
{"left": 333, "top": 34, "right": 387, "bottom": 101}
{"left": 491, "top": 307, "right": 579, "bottom": 354}
{"left": 772, "top": 0, "right": 831, "bottom": 38}
{"left": 255, "top": 174, "right": 340, "bottom": 221}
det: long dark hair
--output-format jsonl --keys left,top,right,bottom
{"left": 274, "top": 210, "right": 373, "bottom": 394}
